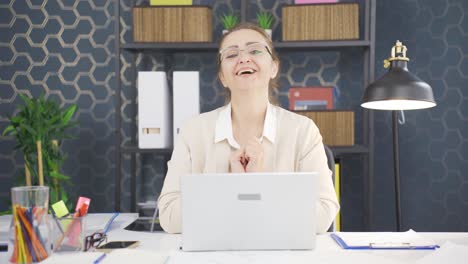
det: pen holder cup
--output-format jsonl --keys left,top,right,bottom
{"left": 9, "top": 186, "right": 52, "bottom": 263}
{"left": 52, "top": 216, "right": 87, "bottom": 253}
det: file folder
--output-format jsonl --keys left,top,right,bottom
{"left": 173, "top": 71, "right": 200, "bottom": 144}
{"left": 138, "top": 71, "right": 172, "bottom": 148}
{"left": 331, "top": 230, "right": 439, "bottom": 250}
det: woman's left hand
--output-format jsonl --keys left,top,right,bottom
{"left": 230, "top": 147, "right": 247, "bottom": 173}
{"left": 244, "top": 137, "right": 264, "bottom": 173}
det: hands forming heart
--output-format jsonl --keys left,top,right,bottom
{"left": 230, "top": 137, "right": 264, "bottom": 173}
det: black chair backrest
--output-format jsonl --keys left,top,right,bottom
{"left": 323, "top": 144, "right": 336, "bottom": 232}
{"left": 324, "top": 145, "right": 335, "bottom": 184}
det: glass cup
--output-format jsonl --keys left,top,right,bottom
{"left": 52, "top": 216, "right": 87, "bottom": 252}
{"left": 9, "top": 186, "right": 52, "bottom": 263}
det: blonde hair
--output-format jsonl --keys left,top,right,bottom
{"left": 217, "top": 22, "right": 280, "bottom": 104}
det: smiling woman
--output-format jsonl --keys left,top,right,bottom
{"left": 217, "top": 23, "right": 280, "bottom": 105}
{"left": 157, "top": 22, "right": 339, "bottom": 234}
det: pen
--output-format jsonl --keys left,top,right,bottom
{"left": 93, "top": 253, "right": 106, "bottom": 264}
{"left": 50, "top": 211, "right": 65, "bottom": 235}
{"left": 103, "top": 212, "right": 120, "bottom": 233}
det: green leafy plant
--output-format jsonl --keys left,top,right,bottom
{"left": 2, "top": 93, "right": 78, "bottom": 207}
{"left": 220, "top": 13, "right": 239, "bottom": 30}
{"left": 257, "top": 11, "right": 274, "bottom": 29}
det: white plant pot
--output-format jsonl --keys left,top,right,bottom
{"left": 264, "top": 29, "right": 272, "bottom": 39}
{"left": 222, "top": 29, "right": 229, "bottom": 35}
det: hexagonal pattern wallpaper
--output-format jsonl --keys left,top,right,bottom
{"left": 0, "top": 0, "right": 117, "bottom": 212}
{"left": 0, "top": 0, "right": 466, "bottom": 231}
{"left": 373, "top": 0, "right": 468, "bottom": 231}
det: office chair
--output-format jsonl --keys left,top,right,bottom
{"left": 323, "top": 144, "right": 337, "bottom": 232}
{"left": 324, "top": 144, "right": 335, "bottom": 185}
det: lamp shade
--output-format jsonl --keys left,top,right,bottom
{"left": 361, "top": 41, "right": 436, "bottom": 110}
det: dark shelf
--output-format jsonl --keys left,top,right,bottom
{"left": 274, "top": 40, "right": 371, "bottom": 50}
{"left": 121, "top": 146, "right": 173, "bottom": 155}
{"left": 121, "top": 40, "right": 370, "bottom": 52}
{"left": 122, "top": 42, "right": 218, "bottom": 52}
{"left": 331, "top": 145, "right": 369, "bottom": 156}
{"left": 121, "top": 145, "right": 366, "bottom": 156}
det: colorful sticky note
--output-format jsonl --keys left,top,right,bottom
{"left": 74, "top": 196, "right": 91, "bottom": 217}
{"left": 51, "top": 201, "right": 69, "bottom": 218}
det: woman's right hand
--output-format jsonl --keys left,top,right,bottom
{"left": 229, "top": 148, "right": 246, "bottom": 173}
{"left": 244, "top": 137, "right": 264, "bottom": 173}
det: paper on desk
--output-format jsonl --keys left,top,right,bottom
{"left": 103, "top": 249, "right": 168, "bottom": 264}
{"left": 41, "top": 252, "right": 103, "bottom": 264}
{"left": 170, "top": 251, "right": 294, "bottom": 264}
{"left": 335, "top": 229, "right": 437, "bottom": 247}
{"left": 170, "top": 250, "right": 401, "bottom": 264}
{"left": 415, "top": 242, "right": 468, "bottom": 264}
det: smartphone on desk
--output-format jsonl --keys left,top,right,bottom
{"left": 96, "top": 241, "right": 140, "bottom": 253}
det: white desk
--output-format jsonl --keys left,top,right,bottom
{"left": 2, "top": 214, "right": 468, "bottom": 263}
{"left": 109, "top": 229, "right": 468, "bottom": 264}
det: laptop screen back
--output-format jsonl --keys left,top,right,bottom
{"left": 181, "top": 172, "right": 317, "bottom": 251}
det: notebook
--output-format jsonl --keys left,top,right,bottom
{"left": 180, "top": 172, "right": 317, "bottom": 251}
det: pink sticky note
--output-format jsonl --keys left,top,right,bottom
{"left": 74, "top": 196, "right": 91, "bottom": 216}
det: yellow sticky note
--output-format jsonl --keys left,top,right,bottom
{"left": 52, "top": 200, "right": 69, "bottom": 218}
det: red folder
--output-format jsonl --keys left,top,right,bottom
{"left": 289, "top": 87, "right": 334, "bottom": 110}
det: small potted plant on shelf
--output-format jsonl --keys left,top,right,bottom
{"left": 220, "top": 12, "right": 239, "bottom": 34}
{"left": 257, "top": 11, "right": 274, "bottom": 38}
{"left": 3, "top": 93, "right": 78, "bottom": 208}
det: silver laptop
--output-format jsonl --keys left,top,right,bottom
{"left": 180, "top": 172, "right": 317, "bottom": 251}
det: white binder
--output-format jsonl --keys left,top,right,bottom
{"left": 173, "top": 71, "right": 200, "bottom": 143}
{"left": 138, "top": 71, "right": 172, "bottom": 148}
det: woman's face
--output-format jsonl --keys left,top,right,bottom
{"left": 218, "top": 29, "right": 278, "bottom": 97}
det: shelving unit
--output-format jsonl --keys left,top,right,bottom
{"left": 115, "top": 0, "right": 376, "bottom": 230}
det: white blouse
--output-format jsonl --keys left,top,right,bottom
{"left": 158, "top": 104, "right": 340, "bottom": 234}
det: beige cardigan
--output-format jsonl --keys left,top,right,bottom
{"left": 158, "top": 105, "right": 340, "bottom": 234}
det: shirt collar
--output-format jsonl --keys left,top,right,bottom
{"left": 214, "top": 103, "right": 277, "bottom": 149}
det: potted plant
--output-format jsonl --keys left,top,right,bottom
{"left": 257, "top": 11, "right": 274, "bottom": 38}
{"left": 220, "top": 12, "right": 239, "bottom": 34}
{"left": 3, "top": 94, "right": 78, "bottom": 207}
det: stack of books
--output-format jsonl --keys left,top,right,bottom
{"left": 289, "top": 87, "right": 335, "bottom": 111}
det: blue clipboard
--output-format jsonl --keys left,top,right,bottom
{"left": 330, "top": 233, "right": 439, "bottom": 250}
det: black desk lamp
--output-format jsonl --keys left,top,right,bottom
{"left": 361, "top": 40, "right": 436, "bottom": 231}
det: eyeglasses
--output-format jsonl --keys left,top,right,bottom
{"left": 219, "top": 43, "right": 272, "bottom": 62}
{"left": 84, "top": 231, "right": 107, "bottom": 252}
